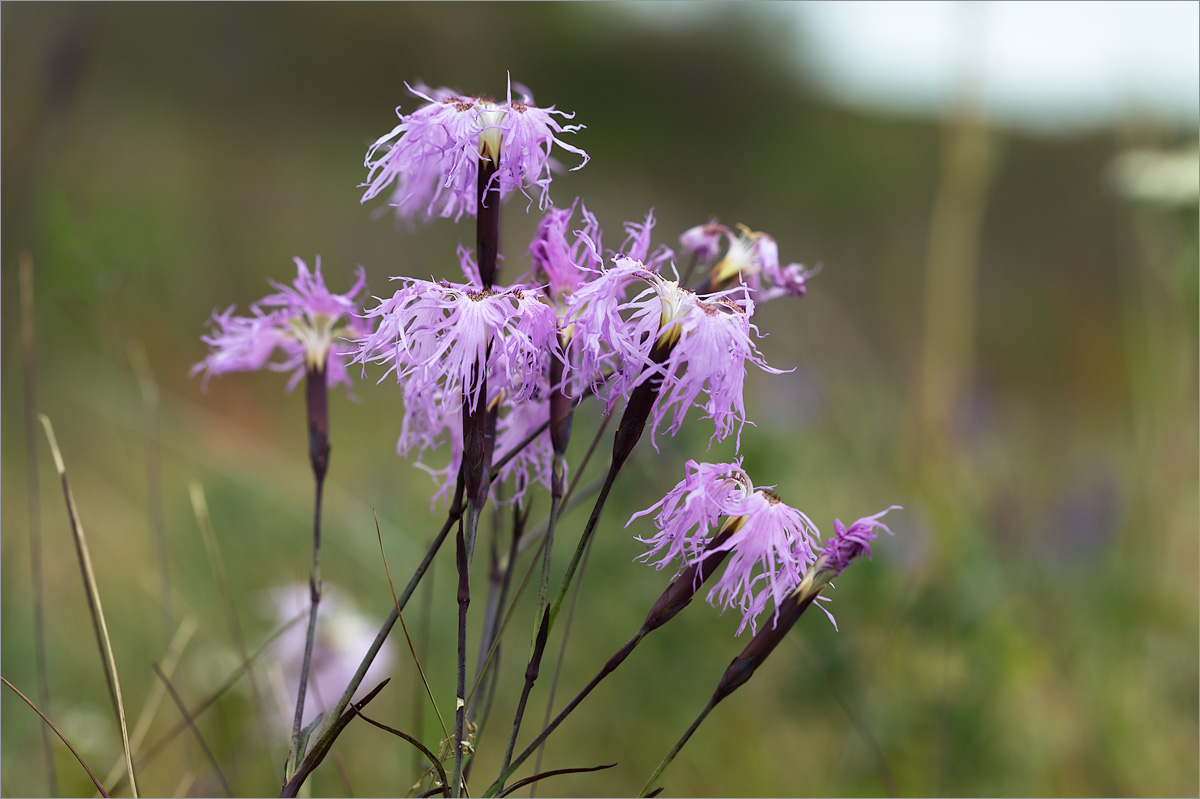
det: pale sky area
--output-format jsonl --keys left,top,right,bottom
{"left": 623, "top": 1, "right": 1200, "bottom": 131}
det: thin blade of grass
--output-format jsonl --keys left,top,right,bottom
{"left": 103, "top": 616, "right": 198, "bottom": 787}
{"left": 352, "top": 709, "right": 448, "bottom": 797}
{"left": 413, "top": 554, "right": 436, "bottom": 781}
{"left": 20, "top": 253, "right": 56, "bottom": 797}
{"left": 40, "top": 414, "right": 139, "bottom": 797}
{"left": 498, "top": 762, "right": 616, "bottom": 797}
{"left": 128, "top": 339, "right": 173, "bottom": 646}
{"left": 373, "top": 509, "right": 448, "bottom": 741}
{"left": 151, "top": 662, "right": 233, "bottom": 797}
{"left": 190, "top": 480, "right": 281, "bottom": 782}
{"left": 109, "top": 607, "right": 306, "bottom": 794}
{"left": 2, "top": 676, "right": 109, "bottom": 797}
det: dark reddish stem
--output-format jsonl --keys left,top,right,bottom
{"left": 477, "top": 159, "right": 500, "bottom": 288}
{"left": 286, "top": 363, "right": 330, "bottom": 779}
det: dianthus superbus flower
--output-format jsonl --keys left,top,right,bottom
{"left": 193, "top": 257, "right": 371, "bottom": 391}
{"left": 355, "top": 256, "right": 559, "bottom": 414}
{"left": 362, "top": 80, "right": 589, "bottom": 221}
{"left": 525, "top": 198, "right": 604, "bottom": 302}
{"left": 564, "top": 257, "right": 780, "bottom": 448}
{"left": 630, "top": 460, "right": 822, "bottom": 634}
{"left": 690, "top": 222, "right": 817, "bottom": 302}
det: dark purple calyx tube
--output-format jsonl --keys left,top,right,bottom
{"left": 477, "top": 158, "right": 500, "bottom": 288}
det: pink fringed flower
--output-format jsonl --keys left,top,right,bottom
{"left": 355, "top": 249, "right": 559, "bottom": 413}
{"left": 817, "top": 506, "right": 899, "bottom": 579}
{"left": 361, "top": 79, "right": 589, "bottom": 221}
{"left": 619, "top": 209, "right": 674, "bottom": 273}
{"left": 564, "top": 256, "right": 781, "bottom": 448}
{"left": 630, "top": 460, "right": 822, "bottom": 634}
{"left": 628, "top": 459, "right": 753, "bottom": 569}
{"left": 526, "top": 198, "right": 605, "bottom": 301}
{"left": 803, "top": 505, "right": 899, "bottom": 630}
{"left": 689, "top": 222, "right": 818, "bottom": 302}
{"left": 193, "top": 257, "right": 371, "bottom": 391}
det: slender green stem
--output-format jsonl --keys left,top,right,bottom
{"left": 286, "top": 366, "right": 330, "bottom": 779}
{"left": 465, "top": 501, "right": 529, "bottom": 784}
{"left": 639, "top": 697, "right": 719, "bottom": 797}
{"left": 152, "top": 662, "right": 233, "bottom": 797}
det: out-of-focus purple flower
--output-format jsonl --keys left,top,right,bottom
{"left": 679, "top": 220, "right": 729, "bottom": 262}
{"left": 564, "top": 256, "right": 780, "bottom": 448}
{"left": 526, "top": 199, "right": 604, "bottom": 301}
{"left": 395, "top": 381, "right": 554, "bottom": 508}
{"left": 494, "top": 392, "right": 555, "bottom": 507}
{"left": 355, "top": 249, "right": 559, "bottom": 414}
{"left": 397, "top": 386, "right": 465, "bottom": 507}
{"left": 629, "top": 460, "right": 822, "bottom": 634}
{"left": 263, "top": 584, "right": 394, "bottom": 731}
{"left": 193, "top": 257, "right": 371, "bottom": 391}
{"left": 361, "top": 80, "right": 588, "bottom": 222}
{"left": 697, "top": 223, "right": 818, "bottom": 302}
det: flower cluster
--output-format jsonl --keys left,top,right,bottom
{"left": 362, "top": 80, "right": 588, "bottom": 221}
{"left": 196, "top": 75, "right": 892, "bottom": 637}
{"left": 193, "top": 257, "right": 371, "bottom": 391}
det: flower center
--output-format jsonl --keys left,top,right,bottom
{"left": 477, "top": 102, "right": 509, "bottom": 164}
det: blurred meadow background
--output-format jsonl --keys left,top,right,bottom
{"left": 2, "top": 2, "right": 1197, "bottom": 796}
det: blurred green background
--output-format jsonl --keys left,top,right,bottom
{"left": 3, "top": 3, "right": 1197, "bottom": 797}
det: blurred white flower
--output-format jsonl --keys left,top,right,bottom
{"left": 261, "top": 583, "right": 394, "bottom": 731}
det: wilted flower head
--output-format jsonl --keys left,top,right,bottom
{"left": 630, "top": 460, "right": 822, "bottom": 634}
{"left": 355, "top": 247, "right": 559, "bottom": 414}
{"left": 362, "top": 79, "right": 589, "bottom": 221}
{"left": 564, "top": 256, "right": 781, "bottom": 448}
{"left": 193, "top": 257, "right": 371, "bottom": 391}
{"left": 263, "top": 583, "right": 394, "bottom": 731}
